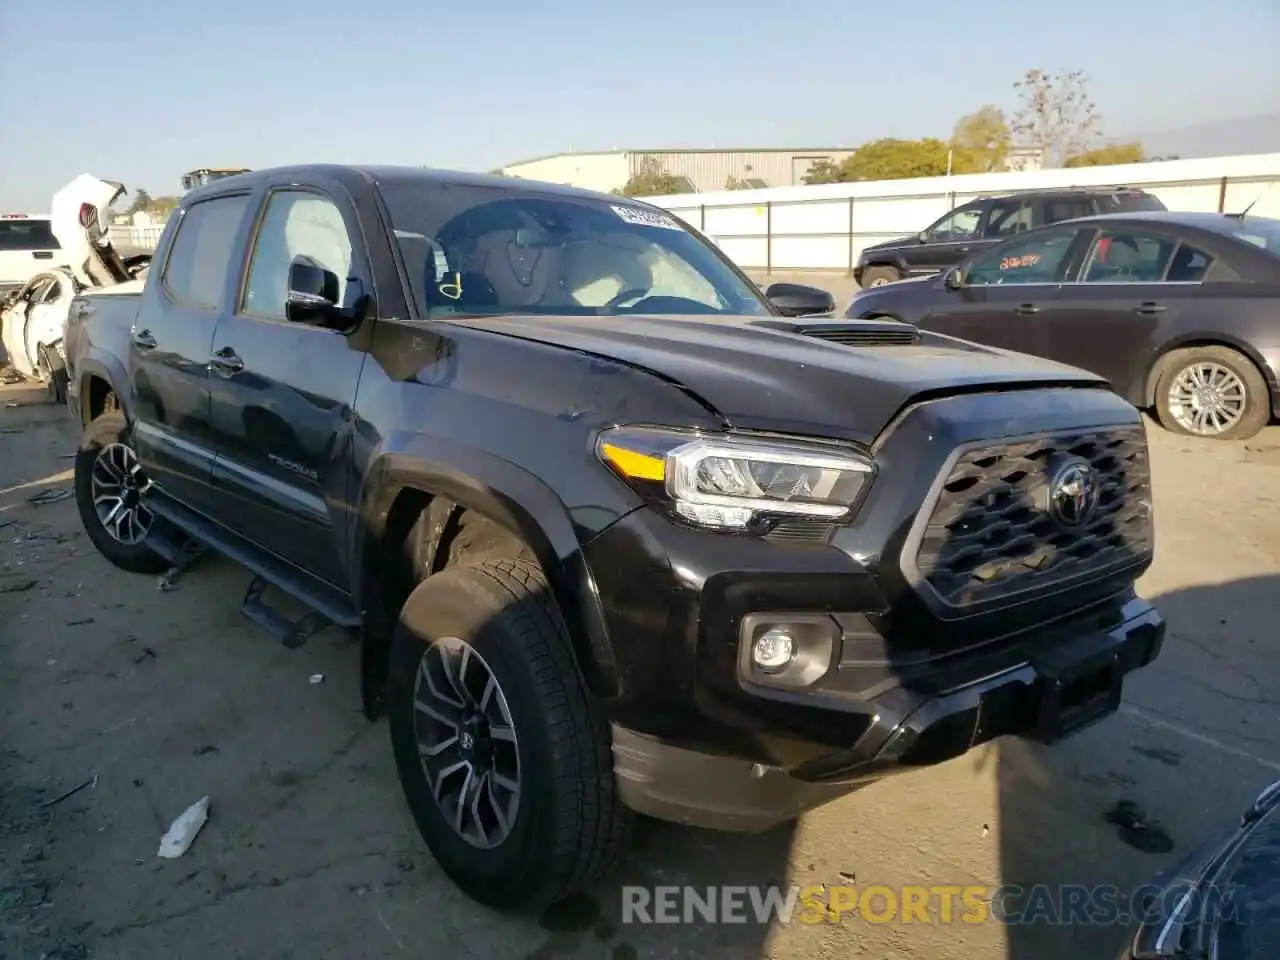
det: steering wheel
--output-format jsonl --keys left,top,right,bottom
{"left": 604, "top": 287, "right": 648, "bottom": 310}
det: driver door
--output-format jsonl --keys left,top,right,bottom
{"left": 918, "top": 225, "right": 1091, "bottom": 357}
{"left": 906, "top": 200, "right": 991, "bottom": 276}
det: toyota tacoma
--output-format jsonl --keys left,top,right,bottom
{"left": 62, "top": 164, "right": 1165, "bottom": 909}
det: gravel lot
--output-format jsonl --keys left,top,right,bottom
{"left": 2, "top": 375, "right": 1278, "bottom": 960}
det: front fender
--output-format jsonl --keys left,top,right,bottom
{"left": 354, "top": 432, "right": 624, "bottom": 696}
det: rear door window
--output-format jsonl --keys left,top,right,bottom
{"left": 982, "top": 199, "right": 1034, "bottom": 239}
{"left": 1079, "top": 229, "right": 1177, "bottom": 282}
{"left": 1042, "top": 199, "right": 1094, "bottom": 225}
{"left": 161, "top": 195, "right": 251, "bottom": 310}
{"left": 0, "top": 219, "right": 60, "bottom": 250}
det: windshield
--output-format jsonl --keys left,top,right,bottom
{"left": 1226, "top": 216, "right": 1280, "bottom": 257}
{"left": 376, "top": 180, "right": 770, "bottom": 319}
{"left": 0, "top": 218, "right": 60, "bottom": 251}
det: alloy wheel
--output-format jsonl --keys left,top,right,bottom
{"left": 413, "top": 636, "right": 521, "bottom": 849}
{"left": 1167, "top": 362, "right": 1248, "bottom": 437}
{"left": 90, "top": 443, "right": 155, "bottom": 544}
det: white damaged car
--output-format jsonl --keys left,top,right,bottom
{"left": 0, "top": 175, "right": 150, "bottom": 399}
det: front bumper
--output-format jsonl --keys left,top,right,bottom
{"left": 584, "top": 386, "right": 1163, "bottom": 831}
{"left": 610, "top": 594, "right": 1163, "bottom": 831}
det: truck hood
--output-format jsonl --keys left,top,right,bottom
{"left": 443, "top": 313, "right": 1108, "bottom": 443}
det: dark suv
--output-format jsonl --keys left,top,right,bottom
{"left": 63, "top": 165, "right": 1165, "bottom": 911}
{"left": 854, "top": 186, "right": 1167, "bottom": 287}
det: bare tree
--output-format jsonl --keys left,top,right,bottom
{"left": 1011, "top": 69, "right": 1101, "bottom": 168}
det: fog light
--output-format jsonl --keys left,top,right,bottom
{"left": 752, "top": 628, "right": 796, "bottom": 672}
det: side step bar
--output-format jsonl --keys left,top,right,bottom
{"left": 241, "top": 576, "right": 333, "bottom": 649}
{"left": 146, "top": 494, "right": 362, "bottom": 649}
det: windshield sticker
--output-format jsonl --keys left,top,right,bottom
{"left": 1000, "top": 253, "right": 1042, "bottom": 271}
{"left": 438, "top": 272, "right": 463, "bottom": 300}
{"left": 611, "top": 204, "right": 682, "bottom": 231}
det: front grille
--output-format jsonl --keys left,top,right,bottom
{"left": 805, "top": 327, "right": 920, "bottom": 347}
{"left": 911, "top": 427, "right": 1152, "bottom": 607}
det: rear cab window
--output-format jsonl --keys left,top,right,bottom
{"left": 160, "top": 195, "right": 252, "bottom": 309}
{"left": 0, "top": 217, "right": 60, "bottom": 250}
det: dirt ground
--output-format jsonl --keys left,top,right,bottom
{"left": 2, "top": 377, "right": 1278, "bottom": 960}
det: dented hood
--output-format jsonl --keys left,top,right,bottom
{"left": 50, "top": 175, "right": 127, "bottom": 285}
{"left": 443, "top": 313, "right": 1109, "bottom": 443}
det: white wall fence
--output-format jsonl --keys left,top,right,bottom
{"left": 102, "top": 153, "right": 1280, "bottom": 272}
{"left": 645, "top": 153, "right": 1280, "bottom": 274}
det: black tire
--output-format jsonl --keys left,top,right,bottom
{"left": 74, "top": 411, "right": 169, "bottom": 573}
{"left": 860, "top": 265, "right": 900, "bottom": 288}
{"left": 388, "top": 558, "right": 630, "bottom": 909}
{"left": 1154, "top": 346, "right": 1271, "bottom": 441}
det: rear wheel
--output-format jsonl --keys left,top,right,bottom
{"left": 1155, "top": 346, "right": 1270, "bottom": 441}
{"left": 73, "top": 411, "right": 169, "bottom": 573}
{"left": 387, "top": 558, "right": 630, "bottom": 909}
{"left": 860, "top": 265, "right": 900, "bottom": 288}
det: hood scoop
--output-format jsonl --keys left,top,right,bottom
{"left": 796, "top": 320, "right": 921, "bottom": 348}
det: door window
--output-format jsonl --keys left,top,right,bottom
{"left": 1043, "top": 199, "right": 1093, "bottom": 224}
{"left": 1080, "top": 230, "right": 1176, "bottom": 283}
{"left": 1167, "top": 242, "right": 1216, "bottom": 282}
{"left": 983, "top": 200, "right": 1033, "bottom": 239}
{"left": 161, "top": 195, "right": 251, "bottom": 310}
{"left": 923, "top": 204, "right": 984, "bottom": 242}
{"left": 964, "top": 229, "right": 1080, "bottom": 285}
{"left": 242, "top": 191, "right": 354, "bottom": 320}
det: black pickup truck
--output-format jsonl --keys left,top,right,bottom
{"left": 62, "top": 164, "right": 1165, "bottom": 909}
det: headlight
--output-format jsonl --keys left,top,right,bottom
{"left": 596, "top": 426, "right": 874, "bottom": 531}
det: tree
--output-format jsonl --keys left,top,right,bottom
{"left": 801, "top": 158, "right": 845, "bottom": 185}
{"left": 1011, "top": 69, "right": 1101, "bottom": 168}
{"left": 614, "top": 157, "right": 688, "bottom": 197}
{"left": 724, "top": 175, "right": 753, "bottom": 190}
{"left": 1064, "top": 142, "right": 1146, "bottom": 167}
{"left": 950, "top": 106, "right": 1012, "bottom": 173}
{"left": 839, "top": 138, "right": 950, "bottom": 181}
{"left": 125, "top": 188, "right": 153, "bottom": 216}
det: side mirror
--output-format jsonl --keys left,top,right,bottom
{"left": 764, "top": 282, "right": 836, "bottom": 318}
{"left": 285, "top": 256, "right": 344, "bottom": 327}
{"left": 943, "top": 268, "right": 965, "bottom": 290}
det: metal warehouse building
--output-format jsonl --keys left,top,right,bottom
{"left": 501, "top": 147, "right": 858, "bottom": 193}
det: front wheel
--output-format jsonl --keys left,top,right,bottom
{"left": 860, "top": 265, "right": 900, "bottom": 288}
{"left": 387, "top": 558, "right": 630, "bottom": 909}
{"left": 73, "top": 411, "right": 169, "bottom": 573}
{"left": 1155, "top": 346, "right": 1271, "bottom": 441}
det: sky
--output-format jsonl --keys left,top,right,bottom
{"left": 1, "top": 0, "right": 1277, "bottom": 210}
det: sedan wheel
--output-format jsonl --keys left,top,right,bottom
{"left": 1155, "top": 346, "right": 1270, "bottom": 441}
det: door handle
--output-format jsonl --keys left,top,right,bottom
{"left": 1135, "top": 301, "right": 1166, "bottom": 315}
{"left": 33, "top": 251, "right": 53, "bottom": 260}
{"left": 209, "top": 347, "right": 244, "bottom": 376}
{"left": 1015, "top": 303, "right": 1040, "bottom": 315}
{"left": 132, "top": 329, "right": 158, "bottom": 350}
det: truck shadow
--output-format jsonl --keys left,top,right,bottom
{"left": 997, "top": 573, "right": 1280, "bottom": 960}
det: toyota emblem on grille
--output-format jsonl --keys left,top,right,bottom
{"left": 1048, "top": 459, "right": 1099, "bottom": 529}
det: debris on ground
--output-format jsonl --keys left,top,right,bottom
{"left": 157, "top": 796, "right": 210, "bottom": 859}
{"left": 65, "top": 617, "right": 95, "bottom": 626}
{"left": 309, "top": 674, "right": 324, "bottom": 685}
{"left": 26, "top": 489, "right": 70, "bottom": 506}
{"left": 42, "top": 774, "right": 98, "bottom": 808}
{"left": 0, "top": 579, "right": 38, "bottom": 594}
